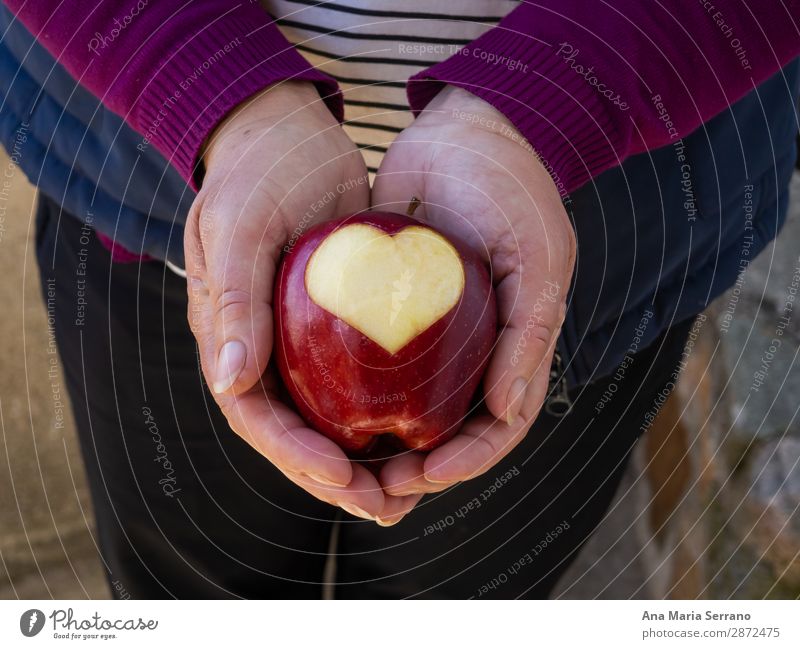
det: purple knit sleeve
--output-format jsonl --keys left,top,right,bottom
{"left": 3, "top": 1, "right": 342, "bottom": 189}
{"left": 408, "top": 0, "right": 800, "bottom": 193}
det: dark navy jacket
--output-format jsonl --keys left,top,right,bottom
{"left": 1, "top": 4, "right": 798, "bottom": 389}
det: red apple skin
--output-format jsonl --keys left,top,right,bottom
{"left": 274, "top": 212, "right": 497, "bottom": 454}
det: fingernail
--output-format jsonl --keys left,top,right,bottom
{"left": 376, "top": 516, "right": 400, "bottom": 527}
{"left": 523, "top": 375, "right": 550, "bottom": 421}
{"left": 339, "top": 503, "right": 374, "bottom": 520}
{"left": 424, "top": 475, "right": 454, "bottom": 485}
{"left": 387, "top": 489, "right": 417, "bottom": 497}
{"left": 506, "top": 377, "right": 528, "bottom": 425}
{"left": 213, "top": 340, "right": 246, "bottom": 393}
{"left": 306, "top": 472, "right": 347, "bottom": 488}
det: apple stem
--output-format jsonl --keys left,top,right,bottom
{"left": 406, "top": 196, "right": 421, "bottom": 217}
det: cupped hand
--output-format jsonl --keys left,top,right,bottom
{"left": 185, "top": 81, "right": 421, "bottom": 524}
{"left": 372, "top": 86, "right": 576, "bottom": 498}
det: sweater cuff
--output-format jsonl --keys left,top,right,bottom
{"left": 133, "top": 11, "right": 341, "bottom": 190}
{"left": 408, "top": 27, "right": 628, "bottom": 194}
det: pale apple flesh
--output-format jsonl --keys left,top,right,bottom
{"left": 275, "top": 212, "right": 497, "bottom": 454}
{"left": 305, "top": 224, "right": 466, "bottom": 355}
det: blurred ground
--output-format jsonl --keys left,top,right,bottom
{"left": 0, "top": 148, "right": 797, "bottom": 599}
{"left": 0, "top": 149, "right": 109, "bottom": 598}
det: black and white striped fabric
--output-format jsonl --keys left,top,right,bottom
{"left": 263, "top": 0, "right": 519, "bottom": 171}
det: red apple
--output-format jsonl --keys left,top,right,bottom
{"left": 274, "top": 212, "right": 497, "bottom": 453}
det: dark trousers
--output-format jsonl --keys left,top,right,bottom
{"left": 35, "top": 194, "right": 693, "bottom": 599}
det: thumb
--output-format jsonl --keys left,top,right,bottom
{"left": 186, "top": 190, "right": 283, "bottom": 396}
{"left": 483, "top": 264, "right": 567, "bottom": 426}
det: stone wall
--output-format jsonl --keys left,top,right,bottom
{"left": 557, "top": 173, "right": 800, "bottom": 599}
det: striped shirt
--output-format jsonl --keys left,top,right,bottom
{"left": 263, "top": 0, "right": 520, "bottom": 172}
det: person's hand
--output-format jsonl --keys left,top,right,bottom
{"left": 372, "top": 85, "right": 576, "bottom": 497}
{"left": 185, "top": 81, "right": 421, "bottom": 524}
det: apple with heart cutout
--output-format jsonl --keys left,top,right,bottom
{"left": 274, "top": 211, "right": 497, "bottom": 454}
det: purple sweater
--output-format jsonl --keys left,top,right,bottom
{"left": 5, "top": 1, "right": 800, "bottom": 195}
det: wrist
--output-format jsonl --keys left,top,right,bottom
{"left": 202, "top": 81, "right": 334, "bottom": 173}
{"left": 423, "top": 85, "right": 498, "bottom": 116}
{"left": 418, "top": 85, "right": 536, "bottom": 155}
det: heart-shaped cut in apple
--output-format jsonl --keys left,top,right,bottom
{"left": 304, "top": 223, "right": 465, "bottom": 354}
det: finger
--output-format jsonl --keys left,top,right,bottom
{"left": 520, "top": 342, "right": 556, "bottom": 421}
{"left": 208, "top": 190, "right": 282, "bottom": 396}
{"left": 380, "top": 452, "right": 453, "bottom": 497}
{"left": 375, "top": 493, "right": 424, "bottom": 527}
{"left": 422, "top": 413, "right": 529, "bottom": 484}
{"left": 184, "top": 190, "right": 282, "bottom": 398}
{"left": 289, "top": 463, "right": 386, "bottom": 519}
{"left": 482, "top": 258, "right": 566, "bottom": 426}
{"left": 185, "top": 195, "right": 215, "bottom": 363}
{"left": 217, "top": 382, "right": 353, "bottom": 488}
{"left": 425, "top": 325, "right": 559, "bottom": 484}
